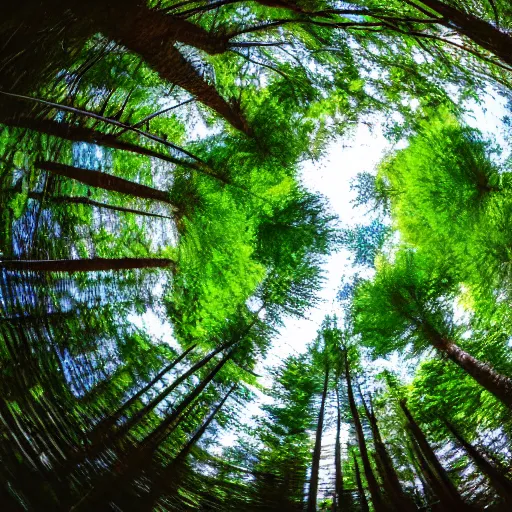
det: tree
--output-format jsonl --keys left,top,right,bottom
{"left": 353, "top": 249, "right": 512, "bottom": 408}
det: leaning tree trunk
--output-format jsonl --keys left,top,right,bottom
{"left": 0, "top": 258, "right": 175, "bottom": 273}
{"left": 70, "top": 346, "right": 236, "bottom": 511}
{"left": 83, "top": 2, "right": 250, "bottom": 133}
{"left": 411, "top": 0, "right": 512, "bottom": 67}
{"left": 400, "top": 399, "right": 468, "bottom": 509}
{"left": 307, "top": 365, "right": 329, "bottom": 512}
{"left": 359, "top": 389, "right": 416, "bottom": 512}
{"left": 73, "top": 311, "right": 261, "bottom": 469}
{"left": 428, "top": 331, "right": 512, "bottom": 409}
{"left": 29, "top": 192, "right": 174, "bottom": 220}
{"left": 70, "top": 341, "right": 229, "bottom": 469}
{"left": 344, "top": 351, "right": 388, "bottom": 512}
{"left": 87, "top": 344, "right": 197, "bottom": 444}
{"left": 445, "top": 420, "right": 512, "bottom": 506}
{"left": 353, "top": 455, "right": 370, "bottom": 512}
{"left": 2, "top": 116, "right": 197, "bottom": 170}
{"left": 37, "top": 161, "right": 175, "bottom": 205}
{"left": 143, "top": 384, "right": 237, "bottom": 508}
{"left": 409, "top": 436, "right": 450, "bottom": 512}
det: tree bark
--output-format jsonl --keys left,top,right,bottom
{"left": 84, "top": 2, "right": 250, "bottom": 133}
{"left": 400, "top": 400, "right": 468, "bottom": 509}
{"left": 2, "top": 116, "right": 197, "bottom": 170}
{"left": 445, "top": 421, "right": 512, "bottom": 505}
{"left": 0, "top": 258, "right": 175, "bottom": 273}
{"left": 29, "top": 192, "right": 174, "bottom": 219}
{"left": 333, "top": 386, "right": 344, "bottom": 512}
{"left": 88, "top": 0, "right": 230, "bottom": 55}
{"left": 344, "top": 352, "right": 388, "bottom": 512}
{"left": 37, "top": 161, "right": 174, "bottom": 205}
{"left": 359, "top": 390, "right": 416, "bottom": 512}
{"left": 414, "top": 0, "right": 512, "bottom": 67}
{"left": 307, "top": 365, "right": 329, "bottom": 512}
{"left": 439, "top": 338, "right": 512, "bottom": 409}
{"left": 353, "top": 455, "right": 370, "bottom": 512}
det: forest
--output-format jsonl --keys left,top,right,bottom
{"left": 0, "top": 0, "right": 511, "bottom": 510}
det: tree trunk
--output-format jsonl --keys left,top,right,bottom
{"left": 344, "top": 352, "right": 388, "bottom": 512}
{"left": 438, "top": 338, "right": 512, "bottom": 409}
{"left": 84, "top": 2, "right": 250, "bottom": 133}
{"left": 175, "top": 384, "right": 236, "bottom": 463}
{"left": 400, "top": 400, "right": 468, "bottom": 509}
{"left": 353, "top": 455, "right": 370, "bottom": 512}
{"left": 359, "top": 390, "right": 416, "bottom": 512}
{"left": 70, "top": 347, "right": 236, "bottom": 511}
{"left": 333, "top": 386, "right": 344, "bottom": 512}
{"left": 409, "top": 436, "right": 448, "bottom": 512}
{"left": 0, "top": 258, "right": 175, "bottom": 273}
{"left": 88, "top": 345, "right": 196, "bottom": 444}
{"left": 414, "top": 0, "right": 512, "bottom": 67}
{"left": 143, "top": 384, "right": 237, "bottom": 508}
{"left": 69, "top": 342, "right": 229, "bottom": 470}
{"left": 445, "top": 421, "right": 512, "bottom": 505}
{"left": 307, "top": 365, "right": 329, "bottom": 512}
{"left": 37, "top": 161, "right": 174, "bottom": 205}
{"left": 2, "top": 116, "right": 197, "bottom": 170}
{"left": 88, "top": 0, "right": 229, "bottom": 55}
{"left": 28, "top": 192, "right": 174, "bottom": 219}
{"left": 110, "top": 311, "right": 259, "bottom": 448}
{"left": 73, "top": 311, "right": 261, "bottom": 470}
{"left": 145, "top": 352, "right": 240, "bottom": 449}
{"left": 405, "top": 441, "right": 434, "bottom": 509}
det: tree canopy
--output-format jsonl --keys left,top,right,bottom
{"left": 1, "top": 1, "right": 512, "bottom": 510}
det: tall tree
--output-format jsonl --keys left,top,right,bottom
{"left": 353, "top": 249, "right": 512, "bottom": 408}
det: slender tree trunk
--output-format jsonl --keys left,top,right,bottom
{"left": 143, "top": 384, "right": 237, "bottom": 508}
{"left": 71, "top": 311, "right": 261, "bottom": 471}
{"left": 406, "top": 441, "right": 434, "bottom": 509}
{"left": 344, "top": 352, "right": 388, "bottom": 512}
{"left": 0, "top": 258, "right": 175, "bottom": 273}
{"left": 68, "top": 342, "right": 228, "bottom": 470}
{"left": 409, "top": 436, "right": 448, "bottom": 512}
{"left": 400, "top": 400, "right": 468, "bottom": 509}
{"left": 307, "top": 365, "right": 329, "bottom": 512}
{"left": 359, "top": 390, "right": 416, "bottom": 512}
{"left": 334, "top": 386, "right": 344, "bottom": 512}
{"left": 88, "top": 345, "right": 196, "bottom": 443}
{"left": 84, "top": 2, "right": 250, "bottom": 133}
{"left": 37, "top": 161, "right": 174, "bottom": 205}
{"left": 175, "top": 384, "right": 236, "bottom": 463}
{"left": 353, "top": 455, "right": 370, "bottom": 512}
{"left": 29, "top": 192, "right": 174, "bottom": 219}
{"left": 71, "top": 347, "right": 236, "bottom": 511}
{"left": 107, "top": 311, "right": 260, "bottom": 448}
{"left": 445, "top": 421, "right": 512, "bottom": 505}
{"left": 413, "top": 0, "right": 512, "bottom": 67}
{"left": 2, "top": 116, "right": 197, "bottom": 170}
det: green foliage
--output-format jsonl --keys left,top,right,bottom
{"left": 353, "top": 249, "right": 456, "bottom": 356}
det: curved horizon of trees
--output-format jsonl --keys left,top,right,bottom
{"left": 1, "top": 0, "right": 512, "bottom": 510}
